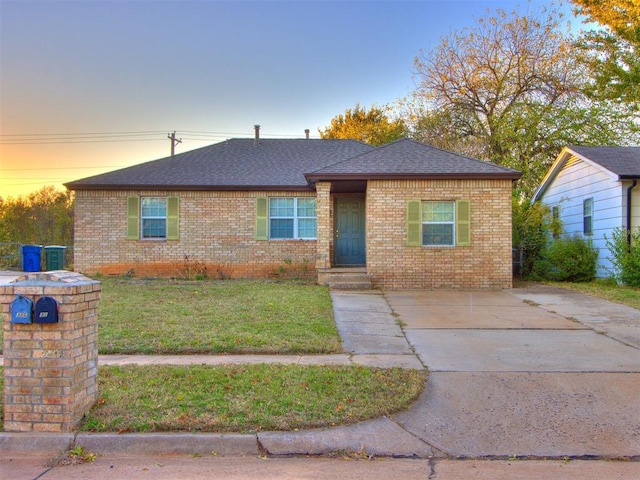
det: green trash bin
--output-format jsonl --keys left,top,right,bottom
{"left": 45, "top": 246, "right": 66, "bottom": 271}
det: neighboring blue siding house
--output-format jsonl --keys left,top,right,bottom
{"left": 533, "top": 146, "right": 640, "bottom": 277}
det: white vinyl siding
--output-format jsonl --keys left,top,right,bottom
{"left": 537, "top": 155, "right": 625, "bottom": 277}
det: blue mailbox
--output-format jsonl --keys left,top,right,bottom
{"left": 35, "top": 296, "right": 59, "bottom": 324}
{"left": 11, "top": 295, "right": 34, "bottom": 324}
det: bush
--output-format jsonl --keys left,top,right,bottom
{"left": 606, "top": 227, "right": 640, "bottom": 287}
{"left": 533, "top": 234, "right": 598, "bottom": 282}
{"left": 512, "top": 198, "right": 562, "bottom": 277}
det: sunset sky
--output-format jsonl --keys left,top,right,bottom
{"left": 1, "top": 0, "right": 583, "bottom": 199}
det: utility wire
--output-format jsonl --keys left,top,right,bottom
{"left": 0, "top": 128, "right": 317, "bottom": 145}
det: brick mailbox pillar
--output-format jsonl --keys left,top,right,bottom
{"left": 1, "top": 271, "right": 101, "bottom": 432}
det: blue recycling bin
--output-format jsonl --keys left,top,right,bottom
{"left": 21, "top": 245, "right": 43, "bottom": 272}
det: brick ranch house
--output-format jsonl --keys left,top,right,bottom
{"left": 65, "top": 134, "right": 521, "bottom": 289}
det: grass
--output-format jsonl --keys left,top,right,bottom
{"left": 0, "top": 279, "right": 427, "bottom": 432}
{"left": 97, "top": 278, "right": 341, "bottom": 354}
{"left": 79, "top": 364, "right": 426, "bottom": 433}
{"left": 545, "top": 279, "right": 640, "bottom": 310}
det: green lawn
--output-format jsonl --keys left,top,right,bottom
{"left": 80, "top": 364, "right": 427, "bottom": 433}
{"left": 0, "top": 365, "right": 426, "bottom": 433}
{"left": 97, "top": 278, "right": 341, "bottom": 354}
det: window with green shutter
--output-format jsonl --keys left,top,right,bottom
{"left": 256, "top": 197, "right": 269, "bottom": 240}
{"left": 126, "top": 197, "right": 140, "bottom": 240}
{"left": 406, "top": 200, "right": 422, "bottom": 246}
{"left": 406, "top": 200, "right": 471, "bottom": 247}
{"left": 455, "top": 199, "right": 471, "bottom": 246}
{"left": 167, "top": 196, "right": 179, "bottom": 240}
{"left": 127, "top": 196, "right": 179, "bottom": 240}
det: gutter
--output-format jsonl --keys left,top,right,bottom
{"left": 627, "top": 178, "right": 638, "bottom": 245}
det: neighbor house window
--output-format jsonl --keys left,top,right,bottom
{"left": 422, "top": 201, "right": 455, "bottom": 246}
{"left": 583, "top": 198, "right": 593, "bottom": 236}
{"left": 141, "top": 197, "right": 167, "bottom": 239}
{"left": 552, "top": 205, "right": 560, "bottom": 239}
{"left": 268, "top": 197, "right": 317, "bottom": 239}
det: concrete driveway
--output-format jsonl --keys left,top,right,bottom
{"left": 386, "top": 284, "right": 640, "bottom": 458}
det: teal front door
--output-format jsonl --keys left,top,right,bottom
{"left": 335, "top": 196, "right": 366, "bottom": 266}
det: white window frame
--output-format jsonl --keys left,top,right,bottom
{"left": 422, "top": 200, "right": 455, "bottom": 246}
{"left": 269, "top": 197, "right": 317, "bottom": 240}
{"left": 141, "top": 197, "right": 167, "bottom": 239}
{"left": 552, "top": 205, "right": 560, "bottom": 239}
{"left": 583, "top": 198, "right": 593, "bottom": 236}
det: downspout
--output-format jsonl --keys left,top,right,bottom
{"left": 627, "top": 179, "right": 638, "bottom": 246}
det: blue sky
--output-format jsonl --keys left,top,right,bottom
{"left": 0, "top": 0, "right": 580, "bottom": 197}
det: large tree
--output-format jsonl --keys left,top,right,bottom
{"left": 410, "top": 5, "right": 639, "bottom": 196}
{"left": 572, "top": 0, "right": 640, "bottom": 103}
{"left": 319, "top": 103, "right": 407, "bottom": 146}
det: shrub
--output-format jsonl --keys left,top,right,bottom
{"left": 534, "top": 234, "right": 598, "bottom": 282}
{"left": 606, "top": 227, "right": 640, "bottom": 287}
{"left": 512, "top": 198, "right": 562, "bottom": 277}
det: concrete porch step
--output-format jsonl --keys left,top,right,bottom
{"left": 319, "top": 268, "right": 372, "bottom": 290}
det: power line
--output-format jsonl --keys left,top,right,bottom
{"left": 0, "top": 128, "right": 319, "bottom": 146}
{"left": 2, "top": 165, "right": 128, "bottom": 172}
{"left": 0, "top": 130, "right": 167, "bottom": 137}
{"left": 1, "top": 138, "right": 167, "bottom": 145}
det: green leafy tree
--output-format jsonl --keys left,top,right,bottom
{"left": 319, "top": 103, "right": 407, "bottom": 146}
{"left": 572, "top": 0, "right": 640, "bottom": 103}
{"left": 411, "top": 5, "right": 639, "bottom": 197}
{"left": 512, "top": 197, "right": 562, "bottom": 277}
{"left": 0, "top": 186, "right": 74, "bottom": 246}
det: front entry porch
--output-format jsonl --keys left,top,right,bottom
{"left": 315, "top": 182, "right": 371, "bottom": 289}
{"left": 317, "top": 267, "right": 372, "bottom": 290}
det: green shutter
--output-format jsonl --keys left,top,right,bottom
{"left": 456, "top": 199, "right": 471, "bottom": 246}
{"left": 406, "top": 200, "right": 421, "bottom": 246}
{"left": 167, "top": 196, "right": 179, "bottom": 240}
{"left": 256, "top": 197, "right": 269, "bottom": 240}
{"left": 126, "top": 196, "right": 140, "bottom": 240}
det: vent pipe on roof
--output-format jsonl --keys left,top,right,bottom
{"left": 254, "top": 125, "right": 260, "bottom": 141}
{"left": 305, "top": 129, "right": 310, "bottom": 139}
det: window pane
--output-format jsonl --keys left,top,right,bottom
{"left": 584, "top": 198, "right": 593, "bottom": 235}
{"left": 270, "top": 219, "right": 294, "bottom": 239}
{"left": 141, "top": 197, "right": 166, "bottom": 217}
{"left": 270, "top": 198, "right": 294, "bottom": 217}
{"left": 423, "top": 201, "right": 454, "bottom": 222}
{"left": 584, "top": 198, "right": 593, "bottom": 216}
{"left": 142, "top": 219, "right": 166, "bottom": 238}
{"left": 297, "top": 198, "right": 316, "bottom": 217}
{"left": 423, "top": 224, "right": 454, "bottom": 246}
{"left": 298, "top": 218, "right": 317, "bottom": 238}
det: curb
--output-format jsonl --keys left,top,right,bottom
{"left": 0, "top": 418, "right": 437, "bottom": 459}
